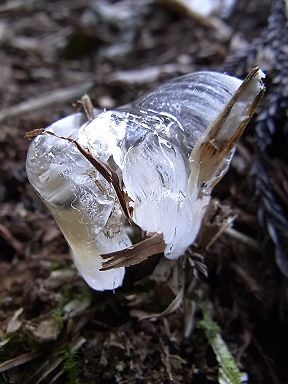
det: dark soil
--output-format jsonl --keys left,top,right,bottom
{"left": 0, "top": 1, "right": 287, "bottom": 383}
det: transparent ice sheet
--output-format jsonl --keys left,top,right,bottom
{"left": 26, "top": 70, "right": 264, "bottom": 290}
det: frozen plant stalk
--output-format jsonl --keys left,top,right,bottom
{"left": 26, "top": 68, "right": 265, "bottom": 291}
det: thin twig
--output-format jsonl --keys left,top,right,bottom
{"left": 77, "top": 94, "right": 95, "bottom": 120}
{"left": 101, "top": 234, "right": 165, "bottom": 270}
{"left": 224, "top": 227, "right": 261, "bottom": 251}
{"left": 25, "top": 129, "right": 133, "bottom": 222}
{"left": 0, "top": 351, "right": 41, "bottom": 372}
{"left": 0, "top": 224, "right": 25, "bottom": 255}
{"left": 0, "top": 81, "right": 93, "bottom": 123}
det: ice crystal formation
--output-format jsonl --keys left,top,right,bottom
{"left": 26, "top": 69, "right": 265, "bottom": 291}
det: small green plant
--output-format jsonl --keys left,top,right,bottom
{"left": 63, "top": 348, "right": 79, "bottom": 384}
{"left": 199, "top": 302, "right": 247, "bottom": 384}
{"left": 51, "top": 306, "right": 64, "bottom": 328}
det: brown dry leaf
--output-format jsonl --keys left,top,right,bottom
{"left": 6, "top": 307, "right": 24, "bottom": 333}
{"left": 63, "top": 297, "right": 91, "bottom": 318}
{"left": 44, "top": 269, "right": 75, "bottom": 290}
{"left": 196, "top": 199, "right": 235, "bottom": 251}
{"left": 29, "top": 318, "right": 61, "bottom": 342}
{"left": 150, "top": 258, "right": 177, "bottom": 283}
{"left": 130, "top": 286, "right": 184, "bottom": 320}
{"left": 194, "top": 67, "right": 265, "bottom": 186}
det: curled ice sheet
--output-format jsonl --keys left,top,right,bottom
{"left": 26, "top": 112, "right": 129, "bottom": 291}
{"left": 26, "top": 68, "right": 265, "bottom": 290}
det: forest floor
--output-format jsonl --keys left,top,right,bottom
{"left": 0, "top": 1, "right": 287, "bottom": 383}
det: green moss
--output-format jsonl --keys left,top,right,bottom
{"left": 51, "top": 306, "right": 64, "bottom": 328}
{"left": 62, "top": 348, "right": 79, "bottom": 384}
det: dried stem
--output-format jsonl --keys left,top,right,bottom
{"left": 101, "top": 234, "right": 165, "bottom": 270}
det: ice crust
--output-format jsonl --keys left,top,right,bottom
{"left": 26, "top": 71, "right": 264, "bottom": 291}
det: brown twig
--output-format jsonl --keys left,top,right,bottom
{"left": 25, "top": 129, "right": 133, "bottom": 223}
{"left": 0, "top": 224, "right": 25, "bottom": 256}
{"left": 0, "top": 81, "right": 93, "bottom": 123}
{"left": 76, "top": 94, "right": 95, "bottom": 120}
{"left": 0, "top": 351, "right": 41, "bottom": 372}
{"left": 101, "top": 233, "right": 165, "bottom": 270}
